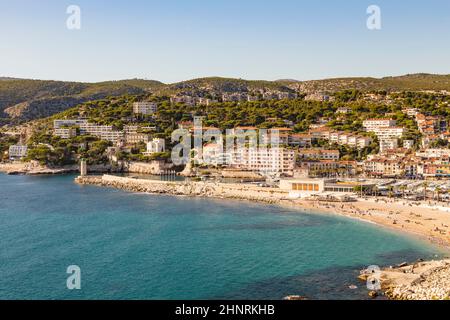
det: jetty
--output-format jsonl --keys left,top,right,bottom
{"left": 75, "top": 174, "right": 290, "bottom": 204}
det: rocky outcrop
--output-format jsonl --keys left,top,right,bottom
{"left": 4, "top": 97, "right": 86, "bottom": 121}
{"left": 360, "top": 259, "right": 450, "bottom": 300}
{"left": 383, "top": 260, "right": 450, "bottom": 300}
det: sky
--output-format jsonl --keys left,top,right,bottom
{"left": 0, "top": 0, "right": 449, "bottom": 83}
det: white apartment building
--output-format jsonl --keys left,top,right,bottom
{"left": 54, "top": 128, "right": 77, "bottom": 139}
{"left": 53, "top": 119, "right": 87, "bottom": 129}
{"left": 133, "top": 102, "right": 158, "bottom": 115}
{"left": 124, "top": 133, "right": 151, "bottom": 145}
{"left": 371, "top": 127, "right": 404, "bottom": 139}
{"left": 379, "top": 138, "right": 398, "bottom": 153}
{"left": 9, "top": 145, "right": 28, "bottom": 160}
{"left": 144, "top": 138, "right": 166, "bottom": 155}
{"left": 363, "top": 119, "right": 397, "bottom": 131}
{"left": 328, "top": 131, "right": 372, "bottom": 149}
{"left": 233, "top": 147, "right": 295, "bottom": 175}
{"left": 79, "top": 123, "right": 113, "bottom": 135}
{"left": 201, "top": 143, "right": 231, "bottom": 166}
{"left": 364, "top": 158, "right": 404, "bottom": 177}
{"left": 416, "top": 149, "right": 450, "bottom": 158}
{"left": 347, "top": 136, "right": 372, "bottom": 149}
{"left": 99, "top": 131, "right": 124, "bottom": 143}
{"left": 298, "top": 149, "right": 340, "bottom": 160}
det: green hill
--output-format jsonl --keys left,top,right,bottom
{"left": 0, "top": 79, "right": 165, "bottom": 122}
{"left": 2, "top": 73, "right": 450, "bottom": 124}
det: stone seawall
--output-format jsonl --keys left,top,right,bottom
{"left": 75, "top": 174, "right": 290, "bottom": 204}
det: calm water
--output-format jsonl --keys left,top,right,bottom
{"left": 0, "top": 174, "right": 445, "bottom": 300}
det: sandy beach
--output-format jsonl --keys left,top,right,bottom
{"left": 293, "top": 198, "right": 450, "bottom": 249}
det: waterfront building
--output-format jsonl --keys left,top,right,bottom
{"left": 279, "top": 178, "right": 374, "bottom": 196}
{"left": 230, "top": 147, "right": 295, "bottom": 175}
{"left": 8, "top": 145, "right": 28, "bottom": 160}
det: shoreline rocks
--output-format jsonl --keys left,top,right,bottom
{"left": 360, "top": 260, "right": 450, "bottom": 300}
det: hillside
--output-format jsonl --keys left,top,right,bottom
{"left": 291, "top": 74, "right": 450, "bottom": 93}
{"left": 0, "top": 79, "right": 165, "bottom": 122}
{"left": 2, "top": 73, "right": 450, "bottom": 124}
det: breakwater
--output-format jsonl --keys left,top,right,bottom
{"left": 75, "top": 174, "right": 289, "bottom": 204}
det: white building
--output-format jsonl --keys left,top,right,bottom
{"left": 416, "top": 149, "right": 450, "bottom": 158}
{"left": 363, "top": 119, "right": 397, "bottom": 131}
{"left": 9, "top": 145, "right": 28, "bottom": 160}
{"left": 53, "top": 119, "right": 88, "bottom": 129}
{"left": 233, "top": 147, "right": 295, "bottom": 175}
{"left": 99, "top": 131, "right": 124, "bottom": 143}
{"left": 201, "top": 143, "right": 231, "bottom": 166}
{"left": 54, "top": 128, "right": 77, "bottom": 139}
{"left": 133, "top": 102, "right": 158, "bottom": 115}
{"left": 403, "top": 108, "right": 419, "bottom": 117}
{"left": 371, "top": 127, "right": 404, "bottom": 140}
{"left": 144, "top": 138, "right": 166, "bottom": 155}
{"left": 379, "top": 138, "right": 398, "bottom": 153}
{"left": 403, "top": 140, "right": 414, "bottom": 149}
{"left": 298, "top": 149, "right": 340, "bottom": 160}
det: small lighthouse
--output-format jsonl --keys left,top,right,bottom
{"left": 80, "top": 159, "right": 87, "bottom": 176}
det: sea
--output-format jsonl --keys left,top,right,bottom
{"left": 0, "top": 173, "right": 446, "bottom": 300}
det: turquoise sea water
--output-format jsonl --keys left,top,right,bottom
{"left": 0, "top": 174, "right": 445, "bottom": 300}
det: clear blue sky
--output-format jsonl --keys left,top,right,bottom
{"left": 1, "top": 0, "right": 449, "bottom": 83}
